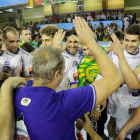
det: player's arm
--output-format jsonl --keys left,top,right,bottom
{"left": 111, "top": 33, "right": 140, "bottom": 89}
{"left": 0, "top": 77, "right": 26, "bottom": 140}
{"left": 83, "top": 115, "right": 103, "bottom": 140}
{"left": 73, "top": 17, "right": 122, "bottom": 106}
{"left": 104, "top": 46, "right": 113, "bottom": 53}
{"left": 115, "top": 106, "right": 140, "bottom": 140}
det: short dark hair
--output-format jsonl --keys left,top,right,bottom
{"left": 126, "top": 24, "right": 140, "bottom": 40}
{"left": 21, "top": 43, "right": 35, "bottom": 53}
{"left": 65, "top": 30, "right": 77, "bottom": 41}
{"left": 109, "top": 31, "right": 124, "bottom": 42}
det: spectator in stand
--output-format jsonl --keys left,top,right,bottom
{"left": 110, "top": 12, "right": 114, "bottom": 20}
{"left": 97, "top": 31, "right": 103, "bottom": 41}
{"left": 129, "top": 17, "right": 132, "bottom": 26}
{"left": 48, "top": 17, "right": 52, "bottom": 24}
{"left": 112, "top": 11, "right": 117, "bottom": 20}
{"left": 87, "top": 14, "right": 91, "bottom": 22}
{"left": 103, "top": 28, "right": 109, "bottom": 41}
{"left": 67, "top": 16, "right": 71, "bottom": 23}
{"left": 132, "top": 13, "right": 136, "bottom": 24}
{"left": 71, "top": 15, "right": 75, "bottom": 21}
{"left": 91, "top": 16, "right": 93, "bottom": 21}
{"left": 107, "top": 12, "right": 111, "bottom": 20}
{"left": 62, "top": 17, "right": 68, "bottom": 23}
{"left": 100, "top": 13, "right": 106, "bottom": 21}
{"left": 129, "top": 14, "right": 133, "bottom": 19}
{"left": 124, "top": 16, "right": 129, "bottom": 30}
{"left": 118, "top": 11, "right": 122, "bottom": 20}
{"left": 89, "top": 23, "right": 92, "bottom": 29}
{"left": 44, "top": 16, "right": 48, "bottom": 24}
{"left": 96, "top": 13, "right": 101, "bottom": 20}
{"left": 94, "top": 24, "right": 97, "bottom": 30}
{"left": 83, "top": 13, "right": 87, "bottom": 21}
{"left": 108, "top": 26, "right": 114, "bottom": 35}
{"left": 35, "top": 24, "right": 40, "bottom": 33}
{"left": 118, "top": 24, "right": 122, "bottom": 31}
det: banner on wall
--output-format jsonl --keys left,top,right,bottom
{"left": 28, "top": 0, "right": 42, "bottom": 6}
{"left": 35, "top": 12, "right": 42, "bottom": 18}
{"left": 44, "top": 0, "right": 78, "bottom": 6}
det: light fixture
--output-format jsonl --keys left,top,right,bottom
{"left": 0, "top": 11, "right": 3, "bottom": 13}
{"left": 26, "top": 6, "right": 33, "bottom": 8}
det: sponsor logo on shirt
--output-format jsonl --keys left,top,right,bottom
{"left": 4, "top": 58, "right": 11, "bottom": 65}
{"left": 21, "top": 98, "right": 31, "bottom": 106}
{"left": 72, "top": 61, "right": 77, "bottom": 67}
{"left": 89, "top": 70, "right": 95, "bottom": 74}
{"left": 73, "top": 72, "right": 79, "bottom": 81}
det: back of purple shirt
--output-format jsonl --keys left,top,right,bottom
{"left": 14, "top": 81, "right": 96, "bottom": 140}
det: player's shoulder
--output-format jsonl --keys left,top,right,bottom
{"left": 79, "top": 55, "right": 91, "bottom": 65}
{"left": 3, "top": 50, "right": 20, "bottom": 58}
{"left": 18, "top": 48, "right": 32, "bottom": 57}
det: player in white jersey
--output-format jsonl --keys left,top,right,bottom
{"left": 96, "top": 25, "right": 140, "bottom": 140}
{"left": 41, "top": 25, "right": 79, "bottom": 90}
{"left": 56, "top": 51, "right": 79, "bottom": 92}
{"left": 109, "top": 26, "right": 140, "bottom": 140}
{"left": 0, "top": 29, "right": 22, "bottom": 86}
{"left": 2, "top": 27, "right": 33, "bottom": 77}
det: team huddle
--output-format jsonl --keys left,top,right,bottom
{"left": 0, "top": 17, "right": 140, "bottom": 140}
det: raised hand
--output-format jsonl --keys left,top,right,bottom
{"left": 73, "top": 17, "right": 98, "bottom": 49}
{"left": 53, "top": 29, "right": 66, "bottom": 51}
{"left": 110, "top": 33, "right": 125, "bottom": 58}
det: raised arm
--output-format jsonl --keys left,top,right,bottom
{"left": 115, "top": 106, "right": 140, "bottom": 140}
{"left": 0, "top": 77, "right": 26, "bottom": 140}
{"left": 110, "top": 33, "right": 140, "bottom": 89}
{"left": 73, "top": 17, "right": 123, "bottom": 106}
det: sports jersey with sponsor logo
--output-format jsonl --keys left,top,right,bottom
{"left": 74, "top": 47, "right": 85, "bottom": 64}
{"left": 15, "top": 48, "right": 33, "bottom": 77}
{"left": 56, "top": 51, "right": 79, "bottom": 92}
{"left": 0, "top": 50, "right": 22, "bottom": 76}
{"left": 110, "top": 48, "right": 140, "bottom": 104}
{"left": 14, "top": 80, "right": 96, "bottom": 140}
{"left": 78, "top": 46, "right": 106, "bottom": 87}
{"left": 19, "top": 42, "right": 38, "bottom": 49}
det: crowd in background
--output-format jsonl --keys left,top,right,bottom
{"left": 1, "top": 11, "right": 140, "bottom": 42}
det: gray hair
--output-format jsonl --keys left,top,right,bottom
{"left": 32, "top": 46, "right": 64, "bottom": 85}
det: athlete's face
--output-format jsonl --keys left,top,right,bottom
{"left": 124, "top": 34, "right": 140, "bottom": 54}
{"left": 66, "top": 36, "right": 79, "bottom": 55}
{"left": 82, "top": 44, "right": 94, "bottom": 60}
{"left": 0, "top": 34, "right": 3, "bottom": 49}
{"left": 21, "top": 30, "right": 31, "bottom": 43}
{"left": 4, "top": 32, "right": 19, "bottom": 54}
{"left": 42, "top": 34, "right": 53, "bottom": 46}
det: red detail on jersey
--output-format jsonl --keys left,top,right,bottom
{"left": 14, "top": 134, "right": 30, "bottom": 140}
{"left": 28, "top": 68, "right": 32, "bottom": 72}
{"left": 73, "top": 72, "right": 78, "bottom": 78}
{"left": 20, "top": 69, "right": 23, "bottom": 74}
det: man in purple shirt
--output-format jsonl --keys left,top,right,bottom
{"left": 12, "top": 17, "right": 122, "bottom": 140}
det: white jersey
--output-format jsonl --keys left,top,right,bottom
{"left": 56, "top": 51, "right": 79, "bottom": 92}
{"left": 0, "top": 50, "right": 22, "bottom": 76}
{"left": 73, "top": 47, "right": 85, "bottom": 64}
{"left": 110, "top": 48, "right": 140, "bottom": 104}
{"left": 16, "top": 48, "right": 33, "bottom": 77}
